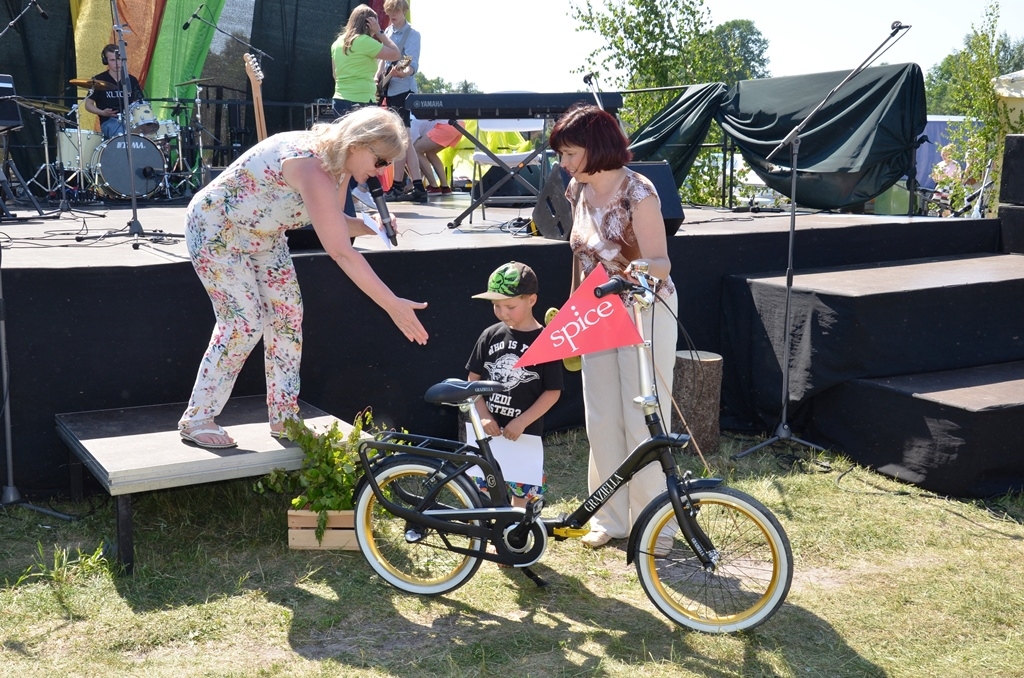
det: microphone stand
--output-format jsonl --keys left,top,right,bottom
{"left": 185, "top": 11, "right": 272, "bottom": 63}
{"left": 0, "top": 0, "right": 41, "bottom": 40}
{"left": 734, "top": 22, "right": 912, "bottom": 460}
{"left": 77, "top": 0, "right": 182, "bottom": 250}
{"left": 583, "top": 73, "right": 604, "bottom": 111}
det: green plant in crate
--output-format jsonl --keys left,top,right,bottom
{"left": 256, "top": 409, "right": 373, "bottom": 543}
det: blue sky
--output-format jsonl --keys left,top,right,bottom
{"left": 416, "top": 0, "right": 1024, "bottom": 92}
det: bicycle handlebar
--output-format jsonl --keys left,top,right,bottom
{"left": 593, "top": 276, "right": 629, "bottom": 298}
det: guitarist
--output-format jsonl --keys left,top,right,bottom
{"left": 375, "top": 0, "right": 427, "bottom": 204}
{"left": 331, "top": 6, "right": 402, "bottom": 117}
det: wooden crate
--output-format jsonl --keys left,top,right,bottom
{"left": 287, "top": 509, "right": 358, "bottom": 550}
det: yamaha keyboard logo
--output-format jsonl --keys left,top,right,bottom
{"left": 413, "top": 99, "right": 443, "bottom": 109}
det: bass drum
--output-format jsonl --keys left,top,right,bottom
{"left": 90, "top": 134, "right": 165, "bottom": 199}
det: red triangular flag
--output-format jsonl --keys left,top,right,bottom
{"left": 516, "top": 267, "right": 643, "bottom": 368}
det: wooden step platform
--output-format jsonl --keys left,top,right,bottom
{"left": 722, "top": 252, "right": 1024, "bottom": 429}
{"left": 807, "top": 361, "right": 1024, "bottom": 497}
{"left": 55, "top": 396, "right": 345, "bottom": 573}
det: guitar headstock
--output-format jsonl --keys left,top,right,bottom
{"left": 244, "top": 53, "right": 264, "bottom": 85}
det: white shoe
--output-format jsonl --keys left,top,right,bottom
{"left": 351, "top": 185, "right": 374, "bottom": 210}
{"left": 580, "top": 530, "right": 613, "bottom": 549}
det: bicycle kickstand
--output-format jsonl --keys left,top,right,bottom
{"left": 520, "top": 566, "right": 548, "bottom": 588}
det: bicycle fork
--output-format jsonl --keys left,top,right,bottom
{"left": 667, "top": 471, "right": 719, "bottom": 570}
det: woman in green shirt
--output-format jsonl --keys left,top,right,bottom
{"left": 331, "top": 5, "right": 401, "bottom": 116}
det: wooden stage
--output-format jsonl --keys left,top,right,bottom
{"left": 1, "top": 190, "right": 1020, "bottom": 504}
{"left": 55, "top": 396, "right": 341, "bottom": 573}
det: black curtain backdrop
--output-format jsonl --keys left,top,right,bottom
{"left": 249, "top": 0, "right": 362, "bottom": 135}
{"left": 0, "top": 0, "right": 77, "bottom": 178}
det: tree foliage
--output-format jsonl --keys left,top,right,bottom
{"left": 570, "top": 0, "right": 771, "bottom": 205}
{"left": 713, "top": 19, "right": 771, "bottom": 85}
{"left": 926, "top": 8, "right": 1024, "bottom": 116}
{"left": 415, "top": 73, "right": 479, "bottom": 94}
{"left": 930, "top": 2, "right": 1024, "bottom": 214}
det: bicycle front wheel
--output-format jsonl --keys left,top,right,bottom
{"left": 633, "top": 486, "right": 793, "bottom": 634}
{"left": 354, "top": 456, "right": 484, "bottom": 596}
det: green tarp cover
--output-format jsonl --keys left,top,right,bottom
{"left": 717, "top": 63, "right": 927, "bottom": 209}
{"left": 628, "top": 82, "right": 728, "bottom": 188}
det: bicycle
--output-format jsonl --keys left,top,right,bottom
{"left": 353, "top": 262, "right": 794, "bottom": 634}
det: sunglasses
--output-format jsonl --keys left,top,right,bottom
{"left": 374, "top": 154, "right": 391, "bottom": 169}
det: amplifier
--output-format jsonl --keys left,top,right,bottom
{"left": 305, "top": 100, "right": 336, "bottom": 129}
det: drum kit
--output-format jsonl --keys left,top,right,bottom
{"left": 23, "top": 76, "right": 214, "bottom": 203}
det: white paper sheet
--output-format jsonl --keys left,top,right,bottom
{"left": 465, "top": 424, "right": 544, "bottom": 486}
{"left": 361, "top": 211, "right": 393, "bottom": 250}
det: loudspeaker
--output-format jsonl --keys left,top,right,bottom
{"left": 0, "top": 75, "right": 23, "bottom": 134}
{"left": 473, "top": 164, "right": 543, "bottom": 208}
{"left": 532, "top": 167, "right": 572, "bottom": 240}
{"left": 628, "top": 160, "right": 684, "bottom": 234}
{"left": 999, "top": 135, "right": 1024, "bottom": 206}
{"left": 998, "top": 204, "right": 1024, "bottom": 254}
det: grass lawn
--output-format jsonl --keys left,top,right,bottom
{"left": 2, "top": 429, "right": 1023, "bottom": 677}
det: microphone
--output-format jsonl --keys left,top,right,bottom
{"left": 34, "top": 1, "right": 49, "bottom": 19}
{"left": 141, "top": 167, "right": 164, "bottom": 179}
{"left": 890, "top": 21, "right": 911, "bottom": 31}
{"left": 365, "top": 176, "right": 398, "bottom": 246}
{"left": 182, "top": 3, "right": 204, "bottom": 30}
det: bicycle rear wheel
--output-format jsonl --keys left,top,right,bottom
{"left": 633, "top": 486, "right": 793, "bottom": 633}
{"left": 354, "top": 456, "right": 484, "bottom": 596}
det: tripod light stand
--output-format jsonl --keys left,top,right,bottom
{"left": 734, "top": 21, "right": 913, "bottom": 460}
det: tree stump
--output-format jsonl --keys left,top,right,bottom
{"left": 670, "top": 351, "right": 723, "bottom": 456}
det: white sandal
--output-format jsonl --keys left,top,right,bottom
{"left": 180, "top": 424, "right": 237, "bottom": 449}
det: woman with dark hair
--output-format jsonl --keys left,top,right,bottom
{"left": 549, "top": 104, "right": 678, "bottom": 549}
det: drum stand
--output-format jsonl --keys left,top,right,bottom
{"left": 23, "top": 107, "right": 100, "bottom": 218}
{"left": 77, "top": 0, "right": 181, "bottom": 249}
{"left": 26, "top": 110, "right": 58, "bottom": 195}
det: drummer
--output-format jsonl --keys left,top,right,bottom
{"left": 83, "top": 44, "right": 145, "bottom": 139}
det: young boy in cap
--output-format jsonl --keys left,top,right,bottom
{"left": 466, "top": 261, "right": 563, "bottom": 508}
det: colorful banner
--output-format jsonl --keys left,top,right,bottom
{"left": 515, "top": 267, "right": 642, "bottom": 369}
{"left": 71, "top": 0, "right": 223, "bottom": 131}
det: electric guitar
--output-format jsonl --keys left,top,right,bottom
{"left": 243, "top": 53, "right": 267, "bottom": 141}
{"left": 377, "top": 55, "right": 412, "bottom": 104}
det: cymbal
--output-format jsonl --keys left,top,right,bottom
{"left": 17, "top": 98, "right": 71, "bottom": 114}
{"left": 69, "top": 78, "right": 116, "bottom": 91}
{"left": 175, "top": 77, "right": 212, "bottom": 87}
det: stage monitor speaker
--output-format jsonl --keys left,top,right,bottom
{"left": 628, "top": 160, "right": 684, "bottom": 234}
{"left": 473, "top": 164, "right": 543, "bottom": 208}
{"left": 0, "top": 75, "right": 24, "bottom": 134}
{"left": 999, "top": 134, "right": 1024, "bottom": 206}
{"left": 532, "top": 167, "right": 572, "bottom": 240}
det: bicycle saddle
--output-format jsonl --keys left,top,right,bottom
{"left": 424, "top": 378, "right": 505, "bottom": 405}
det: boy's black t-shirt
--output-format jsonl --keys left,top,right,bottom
{"left": 465, "top": 323, "right": 563, "bottom": 436}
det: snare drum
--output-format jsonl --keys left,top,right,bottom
{"left": 90, "top": 134, "right": 165, "bottom": 199}
{"left": 56, "top": 128, "right": 102, "bottom": 167}
{"left": 128, "top": 101, "right": 159, "bottom": 135}
{"left": 152, "top": 119, "right": 180, "bottom": 141}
